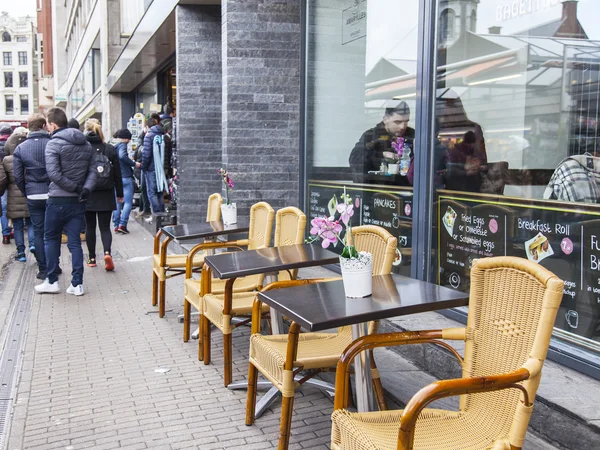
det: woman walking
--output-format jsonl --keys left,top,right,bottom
{"left": 112, "top": 129, "right": 139, "bottom": 233}
{"left": 83, "top": 119, "right": 123, "bottom": 271}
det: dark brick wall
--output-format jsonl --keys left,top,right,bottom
{"left": 175, "top": 5, "right": 222, "bottom": 224}
{"left": 221, "top": 0, "right": 302, "bottom": 217}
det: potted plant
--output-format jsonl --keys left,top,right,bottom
{"left": 307, "top": 190, "right": 373, "bottom": 297}
{"left": 217, "top": 168, "right": 237, "bottom": 224}
{"left": 387, "top": 137, "right": 405, "bottom": 174}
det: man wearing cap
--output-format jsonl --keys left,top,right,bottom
{"left": 112, "top": 128, "right": 140, "bottom": 234}
{"left": 0, "top": 125, "right": 13, "bottom": 244}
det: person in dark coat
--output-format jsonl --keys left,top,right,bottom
{"left": 112, "top": 128, "right": 139, "bottom": 233}
{"left": 83, "top": 119, "right": 123, "bottom": 271}
{"left": 0, "top": 129, "right": 33, "bottom": 262}
{"left": 142, "top": 113, "right": 170, "bottom": 214}
{"left": 349, "top": 102, "right": 415, "bottom": 176}
{"left": 0, "top": 125, "right": 12, "bottom": 244}
{"left": 35, "top": 107, "right": 97, "bottom": 296}
{"left": 13, "top": 113, "right": 52, "bottom": 279}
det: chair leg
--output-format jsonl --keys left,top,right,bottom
{"left": 202, "top": 315, "right": 211, "bottom": 365}
{"left": 197, "top": 313, "right": 204, "bottom": 361}
{"left": 151, "top": 271, "right": 158, "bottom": 307}
{"left": 245, "top": 362, "right": 258, "bottom": 425}
{"left": 159, "top": 279, "right": 166, "bottom": 318}
{"left": 278, "top": 394, "right": 295, "bottom": 450}
{"left": 224, "top": 332, "right": 232, "bottom": 387}
{"left": 183, "top": 299, "right": 191, "bottom": 342}
{"left": 369, "top": 350, "right": 387, "bottom": 411}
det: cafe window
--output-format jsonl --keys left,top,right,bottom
{"left": 18, "top": 51, "right": 27, "bottom": 65}
{"left": 19, "top": 71, "right": 27, "bottom": 88}
{"left": 5, "top": 95, "right": 14, "bottom": 115}
{"left": 305, "top": 0, "right": 418, "bottom": 276}
{"left": 4, "top": 72, "right": 12, "bottom": 88}
{"left": 428, "top": 0, "right": 600, "bottom": 350}
{"left": 20, "top": 95, "right": 28, "bottom": 114}
{"left": 3, "top": 52, "right": 12, "bottom": 66}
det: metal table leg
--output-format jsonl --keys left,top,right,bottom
{"left": 264, "top": 272, "right": 284, "bottom": 334}
{"left": 352, "top": 322, "right": 375, "bottom": 412}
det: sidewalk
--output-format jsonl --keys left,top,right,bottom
{"left": 4, "top": 220, "right": 559, "bottom": 449}
{"left": 6, "top": 221, "right": 333, "bottom": 450}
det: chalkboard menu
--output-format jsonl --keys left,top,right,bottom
{"left": 308, "top": 181, "right": 413, "bottom": 275}
{"left": 438, "top": 193, "right": 600, "bottom": 341}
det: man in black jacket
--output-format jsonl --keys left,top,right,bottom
{"left": 349, "top": 102, "right": 415, "bottom": 176}
{"left": 34, "top": 108, "right": 97, "bottom": 296}
{"left": 142, "top": 113, "right": 170, "bottom": 214}
{"left": 13, "top": 114, "right": 52, "bottom": 279}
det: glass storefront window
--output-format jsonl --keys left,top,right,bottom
{"left": 68, "top": 48, "right": 101, "bottom": 117}
{"left": 305, "top": 0, "right": 419, "bottom": 275}
{"left": 429, "top": 0, "right": 600, "bottom": 349}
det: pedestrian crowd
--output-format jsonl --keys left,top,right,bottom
{"left": 0, "top": 106, "right": 172, "bottom": 296}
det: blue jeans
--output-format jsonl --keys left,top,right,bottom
{"left": 113, "top": 177, "right": 134, "bottom": 227}
{"left": 12, "top": 217, "right": 34, "bottom": 254}
{"left": 145, "top": 171, "right": 164, "bottom": 213}
{"left": 45, "top": 201, "right": 86, "bottom": 286}
{"left": 27, "top": 199, "right": 47, "bottom": 273}
{"left": 1, "top": 193, "right": 9, "bottom": 236}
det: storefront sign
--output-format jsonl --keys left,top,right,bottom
{"left": 496, "top": 0, "right": 560, "bottom": 22}
{"left": 438, "top": 193, "right": 600, "bottom": 341}
{"left": 342, "top": 0, "right": 367, "bottom": 45}
{"left": 308, "top": 182, "right": 413, "bottom": 274}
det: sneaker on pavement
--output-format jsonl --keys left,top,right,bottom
{"left": 117, "top": 225, "right": 129, "bottom": 234}
{"left": 16, "top": 253, "right": 27, "bottom": 262}
{"left": 66, "top": 284, "right": 84, "bottom": 296}
{"left": 30, "top": 246, "right": 36, "bottom": 256}
{"left": 87, "top": 257, "right": 97, "bottom": 267}
{"left": 36, "top": 271, "right": 47, "bottom": 280}
{"left": 104, "top": 254, "right": 114, "bottom": 271}
{"left": 2, "top": 235, "right": 10, "bottom": 244}
{"left": 34, "top": 279, "right": 60, "bottom": 294}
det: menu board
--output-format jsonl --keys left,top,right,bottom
{"left": 308, "top": 182, "right": 413, "bottom": 275}
{"left": 438, "top": 193, "right": 600, "bottom": 341}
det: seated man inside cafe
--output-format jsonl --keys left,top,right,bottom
{"left": 349, "top": 102, "right": 415, "bottom": 184}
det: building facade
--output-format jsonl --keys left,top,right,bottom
{"left": 0, "top": 12, "right": 38, "bottom": 126}
{"left": 51, "top": 0, "right": 600, "bottom": 397}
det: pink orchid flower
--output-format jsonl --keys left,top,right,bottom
{"left": 336, "top": 203, "right": 354, "bottom": 226}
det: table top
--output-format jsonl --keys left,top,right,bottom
{"left": 204, "top": 243, "right": 340, "bottom": 279}
{"left": 258, "top": 274, "right": 469, "bottom": 331}
{"left": 161, "top": 219, "right": 250, "bottom": 240}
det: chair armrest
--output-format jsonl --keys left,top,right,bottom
{"left": 153, "top": 229, "right": 164, "bottom": 255}
{"left": 235, "top": 239, "right": 249, "bottom": 247}
{"left": 333, "top": 330, "right": 465, "bottom": 410}
{"left": 397, "top": 367, "right": 531, "bottom": 449}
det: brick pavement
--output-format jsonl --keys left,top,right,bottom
{"left": 6, "top": 221, "right": 333, "bottom": 450}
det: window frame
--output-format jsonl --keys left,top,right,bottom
{"left": 3, "top": 52, "right": 12, "bottom": 66}
{"left": 19, "top": 94, "right": 29, "bottom": 114}
{"left": 18, "top": 51, "right": 27, "bottom": 66}
{"left": 5, "top": 94, "right": 14, "bottom": 115}
{"left": 19, "top": 71, "right": 28, "bottom": 88}
{"left": 4, "top": 71, "right": 13, "bottom": 88}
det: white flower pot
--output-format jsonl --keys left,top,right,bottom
{"left": 340, "top": 252, "right": 373, "bottom": 298}
{"left": 387, "top": 163, "right": 399, "bottom": 174}
{"left": 221, "top": 203, "right": 237, "bottom": 225}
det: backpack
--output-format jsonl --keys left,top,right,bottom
{"left": 91, "top": 144, "right": 114, "bottom": 190}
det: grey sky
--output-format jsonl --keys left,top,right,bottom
{"left": 1, "top": 0, "right": 37, "bottom": 22}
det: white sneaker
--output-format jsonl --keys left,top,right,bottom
{"left": 34, "top": 279, "right": 60, "bottom": 294}
{"left": 66, "top": 284, "right": 84, "bottom": 296}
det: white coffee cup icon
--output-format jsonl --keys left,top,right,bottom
{"left": 565, "top": 310, "right": 579, "bottom": 329}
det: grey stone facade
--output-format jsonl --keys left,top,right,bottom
{"left": 221, "top": 0, "right": 302, "bottom": 217}
{"left": 175, "top": 5, "right": 223, "bottom": 224}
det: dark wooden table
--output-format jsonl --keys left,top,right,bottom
{"left": 258, "top": 274, "right": 469, "bottom": 411}
{"left": 153, "top": 219, "right": 250, "bottom": 319}
{"left": 160, "top": 219, "right": 250, "bottom": 241}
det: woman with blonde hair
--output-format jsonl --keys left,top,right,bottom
{"left": 83, "top": 119, "right": 123, "bottom": 270}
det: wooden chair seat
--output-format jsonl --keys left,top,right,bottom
{"left": 203, "top": 292, "right": 271, "bottom": 333}
{"left": 331, "top": 408, "right": 501, "bottom": 450}
{"left": 153, "top": 253, "right": 205, "bottom": 275}
{"left": 184, "top": 276, "right": 259, "bottom": 310}
{"left": 250, "top": 326, "right": 353, "bottom": 391}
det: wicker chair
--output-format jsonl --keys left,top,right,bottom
{"left": 331, "top": 256, "right": 564, "bottom": 450}
{"left": 201, "top": 207, "right": 307, "bottom": 386}
{"left": 151, "top": 193, "right": 223, "bottom": 318}
{"left": 183, "top": 202, "right": 275, "bottom": 362}
{"left": 246, "top": 225, "right": 397, "bottom": 450}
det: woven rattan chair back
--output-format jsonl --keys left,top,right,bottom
{"left": 206, "top": 193, "right": 223, "bottom": 222}
{"left": 351, "top": 225, "right": 397, "bottom": 275}
{"left": 460, "top": 257, "right": 563, "bottom": 443}
{"left": 248, "top": 202, "right": 275, "bottom": 250}
{"left": 274, "top": 207, "right": 306, "bottom": 247}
